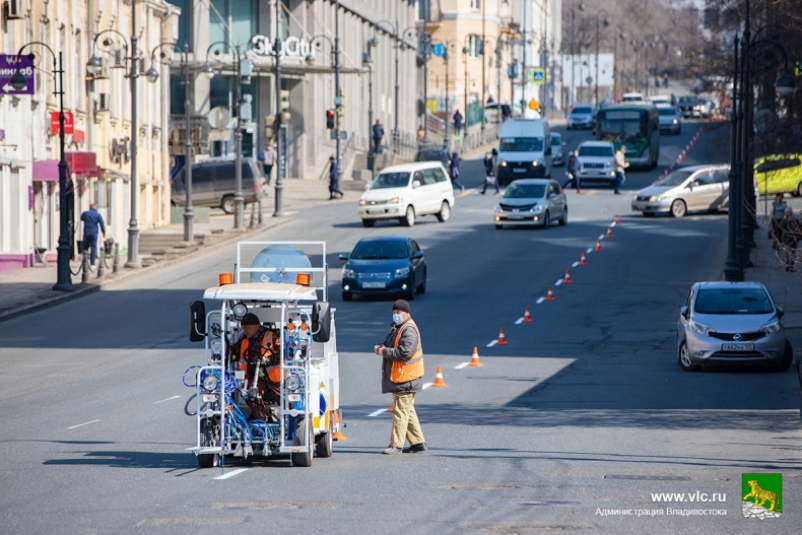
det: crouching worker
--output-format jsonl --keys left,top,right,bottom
{"left": 230, "top": 313, "right": 280, "bottom": 421}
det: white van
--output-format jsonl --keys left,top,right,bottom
{"left": 496, "top": 119, "right": 552, "bottom": 186}
{"left": 622, "top": 92, "right": 645, "bottom": 103}
{"left": 358, "top": 162, "right": 455, "bottom": 227}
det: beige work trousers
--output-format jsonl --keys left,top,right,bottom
{"left": 390, "top": 392, "right": 425, "bottom": 448}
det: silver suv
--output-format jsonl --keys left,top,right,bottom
{"left": 576, "top": 141, "right": 616, "bottom": 187}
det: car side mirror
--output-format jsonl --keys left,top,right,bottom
{"left": 680, "top": 305, "right": 689, "bottom": 319}
{"left": 412, "top": 180, "right": 421, "bottom": 188}
{"left": 688, "top": 182, "right": 695, "bottom": 190}
{"left": 312, "top": 301, "right": 332, "bottom": 343}
{"left": 189, "top": 301, "right": 207, "bottom": 342}
{"left": 412, "top": 251, "right": 424, "bottom": 260}
{"left": 338, "top": 253, "right": 348, "bottom": 261}
{"left": 777, "top": 306, "right": 784, "bottom": 318}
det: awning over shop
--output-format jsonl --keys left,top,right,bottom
{"left": 32, "top": 160, "right": 62, "bottom": 182}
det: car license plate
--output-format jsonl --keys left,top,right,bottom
{"left": 368, "top": 209, "right": 384, "bottom": 214}
{"left": 508, "top": 214, "right": 525, "bottom": 220}
{"left": 513, "top": 168, "right": 527, "bottom": 173}
{"left": 202, "top": 394, "right": 217, "bottom": 402}
{"left": 722, "top": 343, "right": 754, "bottom": 351}
{"left": 362, "top": 282, "right": 386, "bottom": 289}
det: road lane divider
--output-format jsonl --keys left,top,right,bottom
{"left": 522, "top": 306, "right": 533, "bottom": 322}
{"left": 455, "top": 362, "right": 470, "bottom": 369}
{"left": 487, "top": 339, "right": 498, "bottom": 347}
{"left": 154, "top": 395, "right": 181, "bottom": 404}
{"left": 563, "top": 270, "right": 573, "bottom": 284}
{"left": 215, "top": 468, "right": 249, "bottom": 480}
{"left": 545, "top": 286, "right": 556, "bottom": 301}
{"left": 468, "top": 348, "right": 483, "bottom": 367}
{"left": 495, "top": 328, "right": 508, "bottom": 345}
{"left": 368, "top": 408, "right": 389, "bottom": 417}
{"left": 67, "top": 419, "right": 101, "bottom": 430}
{"left": 422, "top": 383, "right": 434, "bottom": 390}
{"left": 555, "top": 279, "right": 563, "bottom": 287}
{"left": 594, "top": 239, "right": 603, "bottom": 252}
{"left": 586, "top": 247, "right": 593, "bottom": 253}
{"left": 606, "top": 226, "right": 614, "bottom": 238}
{"left": 536, "top": 297, "right": 545, "bottom": 304}
{"left": 572, "top": 261, "right": 579, "bottom": 267}
{"left": 432, "top": 367, "right": 448, "bottom": 387}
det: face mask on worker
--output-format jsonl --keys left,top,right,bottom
{"left": 392, "top": 313, "right": 405, "bottom": 324}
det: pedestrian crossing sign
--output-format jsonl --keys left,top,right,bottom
{"left": 531, "top": 69, "right": 545, "bottom": 85}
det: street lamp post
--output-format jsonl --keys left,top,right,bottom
{"left": 570, "top": 3, "right": 586, "bottom": 109}
{"left": 364, "top": 39, "right": 378, "bottom": 171}
{"left": 271, "top": 0, "right": 285, "bottom": 217}
{"left": 11, "top": 45, "right": 71, "bottom": 290}
{"left": 594, "top": 11, "right": 609, "bottom": 106}
{"left": 614, "top": 32, "right": 625, "bottom": 101}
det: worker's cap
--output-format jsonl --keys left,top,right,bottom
{"left": 241, "top": 313, "right": 261, "bottom": 326}
{"left": 392, "top": 299, "right": 410, "bottom": 314}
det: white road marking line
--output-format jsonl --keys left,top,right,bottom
{"left": 572, "top": 261, "right": 579, "bottom": 267}
{"left": 214, "top": 468, "right": 249, "bottom": 480}
{"left": 487, "top": 340, "right": 498, "bottom": 347}
{"left": 67, "top": 419, "right": 100, "bottom": 430}
{"left": 422, "top": 383, "right": 434, "bottom": 390}
{"left": 515, "top": 317, "right": 524, "bottom": 325}
{"left": 586, "top": 247, "right": 593, "bottom": 253}
{"left": 555, "top": 279, "right": 563, "bottom": 286}
{"left": 154, "top": 395, "right": 181, "bottom": 404}
{"left": 599, "top": 234, "right": 605, "bottom": 240}
{"left": 455, "top": 362, "right": 470, "bottom": 369}
{"left": 536, "top": 297, "right": 545, "bottom": 304}
{"left": 368, "top": 408, "right": 388, "bottom": 417}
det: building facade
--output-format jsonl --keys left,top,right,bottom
{"left": 0, "top": 0, "right": 179, "bottom": 271}
{"left": 169, "top": 0, "right": 419, "bottom": 181}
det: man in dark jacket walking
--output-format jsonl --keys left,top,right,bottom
{"left": 80, "top": 203, "right": 105, "bottom": 266}
{"left": 452, "top": 110, "right": 463, "bottom": 137}
{"left": 374, "top": 299, "right": 426, "bottom": 454}
{"left": 372, "top": 119, "right": 385, "bottom": 155}
{"left": 562, "top": 150, "right": 582, "bottom": 194}
{"left": 328, "top": 155, "right": 344, "bottom": 199}
{"left": 481, "top": 149, "right": 500, "bottom": 195}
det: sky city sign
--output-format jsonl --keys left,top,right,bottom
{"left": 250, "top": 36, "right": 313, "bottom": 60}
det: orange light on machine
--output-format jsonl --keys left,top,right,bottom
{"left": 295, "top": 273, "right": 311, "bottom": 286}
{"left": 218, "top": 273, "right": 234, "bottom": 286}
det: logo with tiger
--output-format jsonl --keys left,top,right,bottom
{"left": 742, "top": 473, "right": 782, "bottom": 518}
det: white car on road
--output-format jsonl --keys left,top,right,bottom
{"left": 358, "top": 162, "right": 455, "bottom": 227}
{"left": 577, "top": 141, "right": 617, "bottom": 187}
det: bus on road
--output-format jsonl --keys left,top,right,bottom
{"left": 595, "top": 105, "right": 660, "bottom": 169}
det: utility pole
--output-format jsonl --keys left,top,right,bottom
{"left": 183, "top": 43, "right": 194, "bottom": 242}
{"left": 335, "top": 0, "right": 342, "bottom": 179}
{"left": 273, "top": 0, "right": 284, "bottom": 217}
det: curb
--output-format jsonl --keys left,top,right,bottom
{"left": 0, "top": 216, "right": 293, "bottom": 323}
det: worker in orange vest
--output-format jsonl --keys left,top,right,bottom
{"left": 231, "top": 313, "right": 280, "bottom": 421}
{"left": 374, "top": 299, "right": 427, "bottom": 454}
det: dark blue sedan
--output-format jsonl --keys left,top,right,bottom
{"left": 339, "top": 236, "right": 427, "bottom": 301}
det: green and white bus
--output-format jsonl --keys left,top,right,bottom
{"left": 595, "top": 105, "right": 660, "bottom": 169}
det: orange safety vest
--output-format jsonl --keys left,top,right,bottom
{"left": 239, "top": 331, "right": 281, "bottom": 383}
{"left": 390, "top": 319, "right": 424, "bottom": 383}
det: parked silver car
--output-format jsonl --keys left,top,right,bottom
{"left": 677, "top": 282, "right": 792, "bottom": 371}
{"left": 631, "top": 165, "right": 730, "bottom": 217}
{"left": 551, "top": 133, "right": 566, "bottom": 166}
{"left": 493, "top": 179, "right": 567, "bottom": 229}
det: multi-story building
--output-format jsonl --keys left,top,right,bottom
{"left": 0, "top": 0, "right": 179, "bottom": 271}
{"left": 168, "top": 0, "right": 419, "bottom": 181}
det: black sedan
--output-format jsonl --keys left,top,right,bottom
{"left": 339, "top": 236, "right": 427, "bottom": 301}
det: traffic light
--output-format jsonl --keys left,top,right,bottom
{"left": 280, "top": 89, "right": 291, "bottom": 122}
{"left": 335, "top": 88, "right": 346, "bottom": 127}
{"left": 326, "top": 110, "right": 335, "bottom": 129}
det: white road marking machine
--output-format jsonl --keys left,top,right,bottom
{"left": 185, "top": 241, "right": 341, "bottom": 468}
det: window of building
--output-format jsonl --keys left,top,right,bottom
{"left": 468, "top": 35, "right": 481, "bottom": 58}
{"left": 471, "top": 0, "right": 481, "bottom": 9}
{"left": 170, "top": 74, "right": 186, "bottom": 115}
{"left": 166, "top": 0, "right": 190, "bottom": 50}
{"left": 418, "top": 0, "right": 430, "bottom": 21}
{"left": 209, "top": 0, "right": 258, "bottom": 52}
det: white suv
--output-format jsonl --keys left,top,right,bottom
{"left": 577, "top": 141, "right": 617, "bottom": 187}
{"left": 358, "top": 162, "right": 456, "bottom": 227}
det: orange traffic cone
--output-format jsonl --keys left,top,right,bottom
{"left": 545, "top": 286, "right": 556, "bottom": 301}
{"left": 496, "top": 328, "right": 509, "bottom": 345}
{"left": 563, "top": 270, "right": 573, "bottom": 284}
{"left": 332, "top": 410, "right": 347, "bottom": 441}
{"left": 432, "top": 366, "right": 448, "bottom": 387}
{"left": 614, "top": 214, "right": 620, "bottom": 225}
{"left": 606, "top": 226, "right": 614, "bottom": 238}
{"left": 522, "top": 306, "right": 533, "bottom": 323}
{"left": 579, "top": 252, "right": 589, "bottom": 265}
{"left": 468, "top": 347, "right": 483, "bottom": 367}
{"left": 594, "top": 239, "right": 603, "bottom": 252}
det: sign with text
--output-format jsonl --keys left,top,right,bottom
{"left": 0, "top": 54, "right": 34, "bottom": 95}
{"left": 51, "top": 111, "right": 75, "bottom": 135}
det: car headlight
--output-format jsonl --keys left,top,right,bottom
{"left": 760, "top": 321, "right": 781, "bottom": 335}
{"left": 532, "top": 160, "right": 539, "bottom": 166}
{"left": 494, "top": 204, "right": 503, "bottom": 213}
{"left": 389, "top": 197, "right": 402, "bottom": 204}
{"left": 394, "top": 267, "right": 410, "bottom": 278}
{"left": 500, "top": 161, "right": 507, "bottom": 167}
{"left": 690, "top": 320, "right": 716, "bottom": 336}
{"left": 202, "top": 374, "right": 219, "bottom": 392}
{"left": 633, "top": 195, "right": 638, "bottom": 201}
{"left": 606, "top": 161, "right": 613, "bottom": 167}
{"left": 359, "top": 199, "right": 367, "bottom": 206}
{"left": 232, "top": 302, "right": 248, "bottom": 320}
{"left": 532, "top": 203, "right": 543, "bottom": 212}
{"left": 342, "top": 268, "right": 356, "bottom": 278}
{"left": 672, "top": 119, "right": 678, "bottom": 124}
{"left": 285, "top": 375, "right": 301, "bottom": 392}
{"left": 649, "top": 195, "right": 658, "bottom": 202}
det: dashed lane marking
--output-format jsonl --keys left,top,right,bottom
{"left": 67, "top": 419, "right": 101, "bottom": 430}
{"left": 586, "top": 247, "right": 593, "bottom": 253}
{"left": 515, "top": 317, "right": 524, "bottom": 325}
{"left": 555, "top": 279, "right": 563, "bottom": 286}
{"left": 154, "top": 395, "right": 181, "bottom": 404}
{"left": 368, "top": 408, "right": 389, "bottom": 417}
{"left": 536, "top": 297, "right": 545, "bottom": 304}
{"left": 422, "top": 383, "right": 434, "bottom": 390}
{"left": 572, "top": 261, "right": 579, "bottom": 267}
{"left": 598, "top": 234, "right": 605, "bottom": 240}
{"left": 215, "top": 468, "right": 249, "bottom": 480}
{"left": 455, "top": 362, "right": 470, "bottom": 369}
{"left": 487, "top": 340, "right": 498, "bottom": 347}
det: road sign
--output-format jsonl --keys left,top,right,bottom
{"left": 50, "top": 111, "right": 74, "bottom": 135}
{"left": 0, "top": 54, "right": 34, "bottom": 95}
{"left": 531, "top": 68, "right": 545, "bottom": 85}
{"left": 431, "top": 43, "right": 445, "bottom": 58}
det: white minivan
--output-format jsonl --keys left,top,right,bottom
{"left": 496, "top": 119, "right": 552, "bottom": 186}
{"left": 358, "top": 162, "right": 456, "bottom": 227}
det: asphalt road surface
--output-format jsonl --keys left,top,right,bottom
{"left": 1, "top": 121, "right": 799, "bottom": 535}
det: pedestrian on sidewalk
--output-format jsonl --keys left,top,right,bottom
{"left": 482, "top": 149, "right": 500, "bottom": 195}
{"left": 261, "top": 142, "right": 277, "bottom": 185}
{"left": 778, "top": 207, "right": 801, "bottom": 272}
{"left": 452, "top": 110, "right": 463, "bottom": 137}
{"left": 562, "top": 149, "right": 582, "bottom": 194}
{"left": 448, "top": 152, "right": 465, "bottom": 192}
{"left": 613, "top": 145, "right": 629, "bottom": 194}
{"left": 770, "top": 193, "right": 786, "bottom": 250}
{"left": 328, "top": 156, "right": 344, "bottom": 199}
{"left": 80, "top": 203, "right": 105, "bottom": 267}
{"left": 374, "top": 299, "right": 427, "bottom": 455}
{"left": 372, "top": 119, "right": 385, "bottom": 155}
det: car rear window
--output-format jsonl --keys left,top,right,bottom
{"left": 579, "top": 146, "right": 614, "bottom": 157}
{"left": 694, "top": 288, "right": 773, "bottom": 314}
{"left": 503, "top": 184, "right": 546, "bottom": 198}
{"left": 415, "top": 150, "right": 445, "bottom": 162}
{"left": 350, "top": 240, "right": 409, "bottom": 260}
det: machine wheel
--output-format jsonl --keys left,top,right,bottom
{"left": 775, "top": 340, "right": 793, "bottom": 372}
{"left": 291, "top": 417, "right": 313, "bottom": 467}
{"left": 796, "top": 182, "right": 802, "bottom": 198}
{"left": 542, "top": 211, "right": 550, "bottom": 229}
{"left": 197, "top": 454, "right": 215, "bottom": 468}
{"left": 671, "top": 199, "right": 687, "bottom": 218}
{"left": 559, "top": 207, "right": 568, "bottom": 226}
{"left": 495, "top": 224, "right": 503, "bottom": 230}
{"left": 678, "top": 341, "right": 699, "bottom": 371}
{"left": 406, "top": 278, "right": 417, "bottom": 300}
{"left": 417, "top": 269, "right": 427, "bottom": 294}
{"left": 361, "top": 219, "right": 376, "bottom": 228}
{"left": 342, "top": 292, "right": 353, "bottom": 302}
{"left": 221, "top": 195, "right": 235, "bottom": 214}
{"left": 436, "top": 201, "right": 451, "bottom": 222}
{"left": 402, "top": 206, "right": 416, "bottom": 227}
{"left": 315, "top": 413, "right": 334, "bottom": 458}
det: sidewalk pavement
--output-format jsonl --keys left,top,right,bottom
{"left": 744, "top": 201, "right": 802, "bottom": 388}
{"left": 0, "top": 177, "right": 345, "bottom": 322}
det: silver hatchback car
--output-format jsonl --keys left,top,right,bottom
{"left": 677, "top": 282, "right": 792, "bottom": 371}
{"left": 632, "top": 165, "right": 730, "bottom": 217}
{"left": 493, "top": 179, "right": 567, "bottom": 229}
